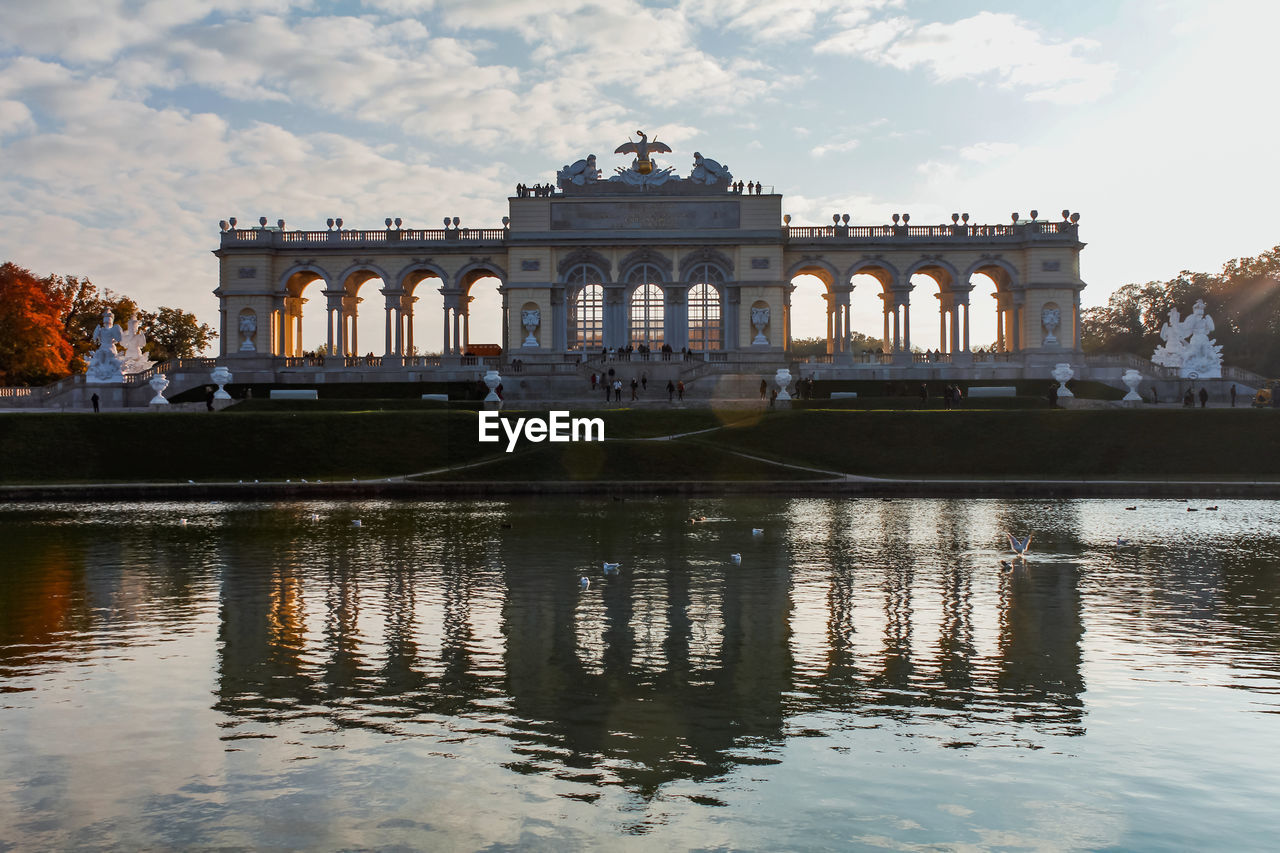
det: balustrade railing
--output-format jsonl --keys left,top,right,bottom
{"left": 224, "top": 227, "right": 508, "bottom": 247}
{"left": 785, "top": 221, "right": 1071, "bottom": 241}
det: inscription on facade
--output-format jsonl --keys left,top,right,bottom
{"left": 751, "top": 257, "right": 770, "bottom": 269}
{"left": 521, "top": 259, "right": 541, "bottom": 271}
{"left": 237, "top": 267, "right": 257, "bottom": 279}
{"left": 550, "top": 201, "right": 740, "bottom": 231}
{"left": 1041, "top": 260, "right": 1061, "bottom": 271}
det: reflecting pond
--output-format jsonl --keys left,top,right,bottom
{"left": 1, "top": 497, "right": 1279, "bottom": 850}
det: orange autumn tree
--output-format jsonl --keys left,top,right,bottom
{"left": 0, "top": 262, "right": 74, "bottom": 386}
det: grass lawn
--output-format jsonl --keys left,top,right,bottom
{"left": 3, "top": 405, "right": 1279, "bottom": 484}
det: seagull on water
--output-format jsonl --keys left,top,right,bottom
{"left": 352, "top": 519, "right": 362, "bottom": 527}
{"left": 179, "top": 518, "right": 188, "bottom": 526}
{"left": 730, "top": 553, "right": 742, "bottom": 564}
{"left": 309, "top": 513, "right": 320, "bottom": 521}
{"left": 580, "top": 576, "right": 590, "bottom": 590}
{"left": 602, "top": 562, "right": 621, "bottom": 575}
{"left": 752, "top": 528, "right": 764, "bottom": 536}
{"left": 1006, "top": 532, "right": 1032, "bottom": 559}
{"left": 1117, "top": 537, "right": 1129, "bottom": 546}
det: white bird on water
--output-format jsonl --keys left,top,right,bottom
{"left": 1006, "top": 532, "right": 1032, "bottom": 559}
{"left": 752, "top": 528, "right": 764, "bottom": 536}
{"left": 179, "top": 518, "right": 188, "bottom": 526}
{"left": 580, "top": 576, "right": 590, "bottom": 590}
{"left": 309, "top": 513, "right": 320, "bottom": 521}
{"left": 730, "top": 553, "right": 742, "bottom": 564}
{"left": 352, "top": 519, "right": 362, "bottom": 527}
{"left": 602, "top": 562, "right": 621, "bottom": 575}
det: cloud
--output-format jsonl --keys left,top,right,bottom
{"left": 811, "top": 138, "right": 859, "bottom": 157}
{"left": 959, "top": 142, "right": 1019, "bottom": 163}
{"left": 816, "top": 11, "right": 1116, "bottom": 104}
{"left": 0, "top": 100, "right": 35, "bottom": 136}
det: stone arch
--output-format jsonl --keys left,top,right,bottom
{"left": 964, "top": 257, "right": 1019, "bottom": 290}
{"left": 279, "top": 262, "right": 332, "bottom": 295}
{"left": 277, "top": 263, "right": 332, "bottom": 357}
{"left": 680, "top": 247, "right": 734, "bottom": 281}
{"left": 904, "top": 256, "right": 962, "bottom": 290}
{"left": 619, "top": 248, "right": 673, "bottom": 282}
{"left": 454, "top": 260, "right": 508, "bottom": 293}
{"left": 965, "top": 258, "right": 1019, "bottom": 354}
{"left": 450, "top": 260, "right": 507, "bottom": 356}
{"left": 336, "top": 262, "right": 394, "bottom": 293}
{"left": 844, "top": 258, "right": 900, "bottom": 291}
{"left": 557, "top": 248, "right": 612, "bottom": 282}
{"left": 787, "top": 257, "right": 840, "bottom": 288}
{"left": 845, "top": 260, "right": 906, "bottom": 355}
{"left": 904, "top": 258, "right": 966, "bottom": 356}
{"left": 395, "top": 261, "right": 450, "bottom": 293}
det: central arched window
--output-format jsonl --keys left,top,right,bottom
{"left": 687, "top": 264, "right": 725, "bottom": 351}
{"left": 566, "top": 264, "right": 604, "bottom": 351}
{"left": 627, "top": 264, "right": 665, "bottom": 348}
{"left": 689, "top": 283, "right": 723, "bottom": 351}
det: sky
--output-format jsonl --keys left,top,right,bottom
{"left": 2, "top": 0, "right": 1279, "bottom": 354}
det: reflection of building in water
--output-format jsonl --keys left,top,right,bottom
{"left": 502, "top": 499, "right": 792, "bottom": 795}
{"left": 209, "top": 499, "right": 1088, "bottom": 795}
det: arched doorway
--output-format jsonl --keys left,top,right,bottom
{"left": 786, "top": 260, "right": 839, "bottom": 356}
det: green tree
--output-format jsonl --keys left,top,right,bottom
{"left": 138, "top": 306, "right": 217, "bottom": 361}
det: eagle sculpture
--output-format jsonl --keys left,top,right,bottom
{"left": 615, "top": 130, "right": 672, "bottom": 175}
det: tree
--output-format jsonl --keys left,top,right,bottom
{"left": 138, "top": 306, "right": 217, "bottom": 361}
{"left": 0, "top": 263, "right": 74, "bottom": 386}
{"left": 1082, "top": 244, "right": 1280, "bottom": 376}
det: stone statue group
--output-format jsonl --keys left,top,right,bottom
{"left": 1151, "top": 299, "right": 1223, "bottom": 378}
{"left": 86, "top": 307, "right": 153, "bottom": 383}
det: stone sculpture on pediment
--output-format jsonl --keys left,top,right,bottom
{"left": 689, "top": 152, "right": 732, "bottom": 186}
{"left": 556, "top": 154, "right": 601, "bottom": 189}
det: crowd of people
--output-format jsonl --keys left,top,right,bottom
{"left": 515, "top": 183, "right": 555, "bottom": 198}
{"left": 589, "top": 370, "right": 685, "bottom": 402}
{"left": 586, "top": 343, "right": 694, "bottom": 362}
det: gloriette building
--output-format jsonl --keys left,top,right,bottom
{"left": 211, "top": 132, "right": 1088, "bottom": 396}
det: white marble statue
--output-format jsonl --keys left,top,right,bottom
{"left": 1122, "top": 368, "right": 1144, "bottom": 401}
{"left": 85, "top": 308, "right": 125, "bottom": 384}
{"left": 1180, "top": 299, "right": 1223, "bottom": 378}
{"left": 1151, "top": 307, "right": 1186, "bottom": 369}
{"left": 689, "top": 152, "right": 733, "bottom": 185}
{"left": 118, "top": 316, "right": 153, "bottom": 374}
{"left": 521, "top": 309, "right": 540, "bottom": 347}
{"left": 1051, "top": 363, "right": 1075, "bottom": 397}
{"left": 774, "top": 368, "right": 793, "bottom": 401}
{"left": 751, "top": 306, "right": 771, "bottom": 346}
{"left": 1151, "top": 300, "right": 1223, "bottom": 378}
{"left": 148, "top": 373, "right": 170, "bottom": 405}
{"left": 1041, "top": 306, "right": 1061, "bottom": 346}
{"left": 239, "top": 311, "right": 257, "bottom": 352}
{"left": 556, "top": 155, "right": 600, "bottom": 188}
